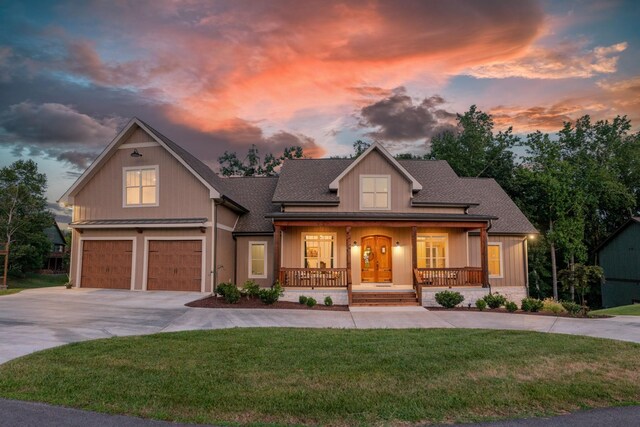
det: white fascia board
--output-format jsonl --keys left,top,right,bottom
{"left": 328, "top": 142, "right": 422, "bottom": 192}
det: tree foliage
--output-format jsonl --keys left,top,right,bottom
{"left": 430, "top": 105, "right": 518, "bottom": 192}
{"left": 218, "top": 144, "right": 304, "bottom": 177}
{"left": 0, "top": 160, "right": 53, "bottom": 274}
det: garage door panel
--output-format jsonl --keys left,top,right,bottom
{"left": 81, "top": 240, "right": 132, "bottom": 289}
{"left": 147, "top": 240, "right": 202, "bottom": 291}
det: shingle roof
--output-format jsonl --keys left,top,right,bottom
{"left": 272, "top": 158, "right": 536, "bottom": 235}
{"left": 273, "top": 158, "right": 351, "bottom": 203}
{"left": 223, "top": 177, "right": 279, "bottom": 233}
{"left": 463, "top": 178, "right": 537, "bottom": 234}
{"left": 137, "top": 119, "right": 246, "bottom": 210}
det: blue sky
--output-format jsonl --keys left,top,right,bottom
{"left": 0, "top": 0, "right": 638, "bottom": 222}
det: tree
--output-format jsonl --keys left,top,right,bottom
{"left": 352, "top": 140, "right": 371, "bottom": 158}
{"left": 559, "top": 264, "right": 604, "bottom": 308}
{"left": 218, "top": 144, "right": 304, "bottom": 177}
{"left": 0, "top": 160, "right": 53, "bottom": 280}
{"left": 429, "top": 105, "right": 518, "bottom": 192}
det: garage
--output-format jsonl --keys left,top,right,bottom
{"left": 146, "top": 240, "right": 203, "bottom": 291}
{"left": 81, "top": 240, "right": 133, "bottom": 289}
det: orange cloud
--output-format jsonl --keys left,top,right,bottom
{"left": 51, "top": 0, "right": 546, "bottom": 148}
{"left": 465, "top": 41, "right": 627, "bottom": 79}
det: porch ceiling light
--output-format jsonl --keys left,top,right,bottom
{"left": 528, "top": 234, "right": 536, "bottom": 240}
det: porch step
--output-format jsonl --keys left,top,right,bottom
{"left": 351, "top": 291, "right": 420, "bottom": 306}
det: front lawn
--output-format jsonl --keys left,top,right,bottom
{"left": 0, "top": 329, "right": 638, "bottom": 426}
{"left": 0, "top": 273, "right": 67, "bottom": 296}
{"left": 591, "top": 304, "right": 640, "bottom": 316}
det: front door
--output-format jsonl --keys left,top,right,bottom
{"left": 361, "top": 235, "right": 392, "bottom": 283}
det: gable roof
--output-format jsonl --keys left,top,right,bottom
{"left": 223, "top": 177, "right": 279, "bottom": 234}
{"left": 59, "top": 118, "right": 246, "bottom": 211}
{"left": 44, "top": 223, "right": 66, "bottom": 246}
{"left": 595, "top": 217, "right": 640, "bottom": 252}
{"left": 463, "top": 178, "right": 537, "bottom": 234}
{"left": 328, "top": 142, "right": 422, "bottom": 192}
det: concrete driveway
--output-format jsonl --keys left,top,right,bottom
{"left": 1, "top": 287, "right": 639, "bottom": 364}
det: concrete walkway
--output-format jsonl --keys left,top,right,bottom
{"left": 1, "top": 287, "right": 639, "bottom": 364}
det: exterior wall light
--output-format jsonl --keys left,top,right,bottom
{"left": 130, "top": 149, "right": 143, "bottom": 158}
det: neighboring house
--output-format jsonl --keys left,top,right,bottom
{"left": 596, "top": 217, "right": 640, "bottom": 308}
{"left": 43, "top": 223, "right": 67, "bottom": 273}
{"left": 59, "top": 118, "right": 537, "bottom": 306}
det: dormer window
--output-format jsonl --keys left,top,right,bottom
{"left": 123, "top": 166, "right": 158, "bottom": 207}
{"left": 360, "top": 175, "right": 390, "bottom": 210}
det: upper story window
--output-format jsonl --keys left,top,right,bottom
{"left": 123, "top": 166, "right": 158, "bottom": 207}
{"left": 360, "top": 175, "right": 390, "bottom": 210}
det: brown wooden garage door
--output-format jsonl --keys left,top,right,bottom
{"left": 81, "top": 240, "right": 132, "bottom": 289}
{"left": 147, "top": 240, "right": 202, "bottom": 291}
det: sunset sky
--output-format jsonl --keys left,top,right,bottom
{"left": 0, "top": 0, "right": 639, "bottom": 222}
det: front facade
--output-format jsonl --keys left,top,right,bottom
{"left": 597, "top": 217, "right": 640, "bottom": 308}
{"left": 60, "top": 118, "right": 537, "bottom": 306}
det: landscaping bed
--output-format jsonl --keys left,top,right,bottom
{"left": 187, "top": 295, "right": 349, "bottom": 311}
{"left": 427, "top": 306, "right": 611, "bottom": 318}
{"left": 0, "top": 328, "right": 638, "bottom": 426}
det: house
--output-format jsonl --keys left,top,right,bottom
{"left": 596, "top": 217, "right": 640, "bottom": 308}
{"left": 42, "top": 223, "right": 67, "bottom": 273}
{"left": 59, "top": 118, "right": 537, "bottom": 306}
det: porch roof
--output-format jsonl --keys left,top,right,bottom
{"left": 267, "top": 212, "right": 496, "bottom": 228}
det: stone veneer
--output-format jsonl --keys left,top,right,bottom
{"left": 422, "top": 286, "right": 528, "bottom": 307}
{"left": 282, "top": 289, "right": 349, "bottom": 306}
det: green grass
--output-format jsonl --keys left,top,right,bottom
{"left": 0, "top": 273, "right": 67, "bottom": 296}
{"left": 1, "top": 329, "right": 639, "bottom": 426}
{"left": 591, "top": 304, "right": 640, "bottom": 316}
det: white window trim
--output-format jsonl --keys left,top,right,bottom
{"left": 416, "top": 233, "right": 449, "bottom": 268}
{"left": 359, "top": 174, "right": 391, "bottom": 211}
{"left": 248, "top": 241, "right": 268, "bottom": 279}
{"left": 301, "top": 232, "right": 337, "bottom": 268}
{"left": 122, "top": 165, "right": 159, "bottom": 208}
{"left": 488, "top": 242, "right": 504, "bottom": 279}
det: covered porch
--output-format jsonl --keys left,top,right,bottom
{"left": 272, "top": 217, "right": 493, "bottom": 305}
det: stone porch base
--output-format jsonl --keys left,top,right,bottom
{"left": 422, "top": 286, "right": 528, "bottom": 307}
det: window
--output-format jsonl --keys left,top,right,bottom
{"left": 123, "top": 166, "right": 158, "bottom": 207}
{"left": 303, "top": 234, "right": 335, "bottom": 268}
{"left": 488, "top": 243, "right": 503, "bottom": 278}
{"left": 249, "top": 241, "right": 267, "bottom": 278}
{"left": 416, "top": 235, "right": 448, "bottom": 268}
{"left": 360, "top": 175, "right": 390, "bottom": 210}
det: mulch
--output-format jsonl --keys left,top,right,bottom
{"left": 186, "top": 295, "right": 350, "bottom": 311}
{"left": 427, "top": 306, "right": 609, "bottom": 318}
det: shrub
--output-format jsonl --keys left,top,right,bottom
{"left": 216, "top": 282, "right": 241, "bottom": 304}
{"left": 505, "top": 301, "right": 518, "bottom": 312}
{"left": 259, "top": 283, "right": 283, "bottom": 305}
{"left": 306, "top": 297, "right": 317, "bottom": 307}
{"left": 324, "top": 296, "right": 333, "bottom": 306}
{"left": 521, "top": 297, "right": 544, "bottom": 312}
{"left": 482, "top": 293, "right": 507, "bottom": 309}
{"left": 542, "top": 298, "right": 567, "bottom": 314}
{"left": 299, "top": 295, "right": 308, "bottom": 304}
{"left": 561, "top": 300, "right": 583, "bottom": 316}
{"left": 435, "top": 290, "right": 464, "bottom": 308}
{"left": 475, "top": 299, "right": 487, "bottom": 311}
{"left": 243, "top": 280, "right": 261, "bottom": 298}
